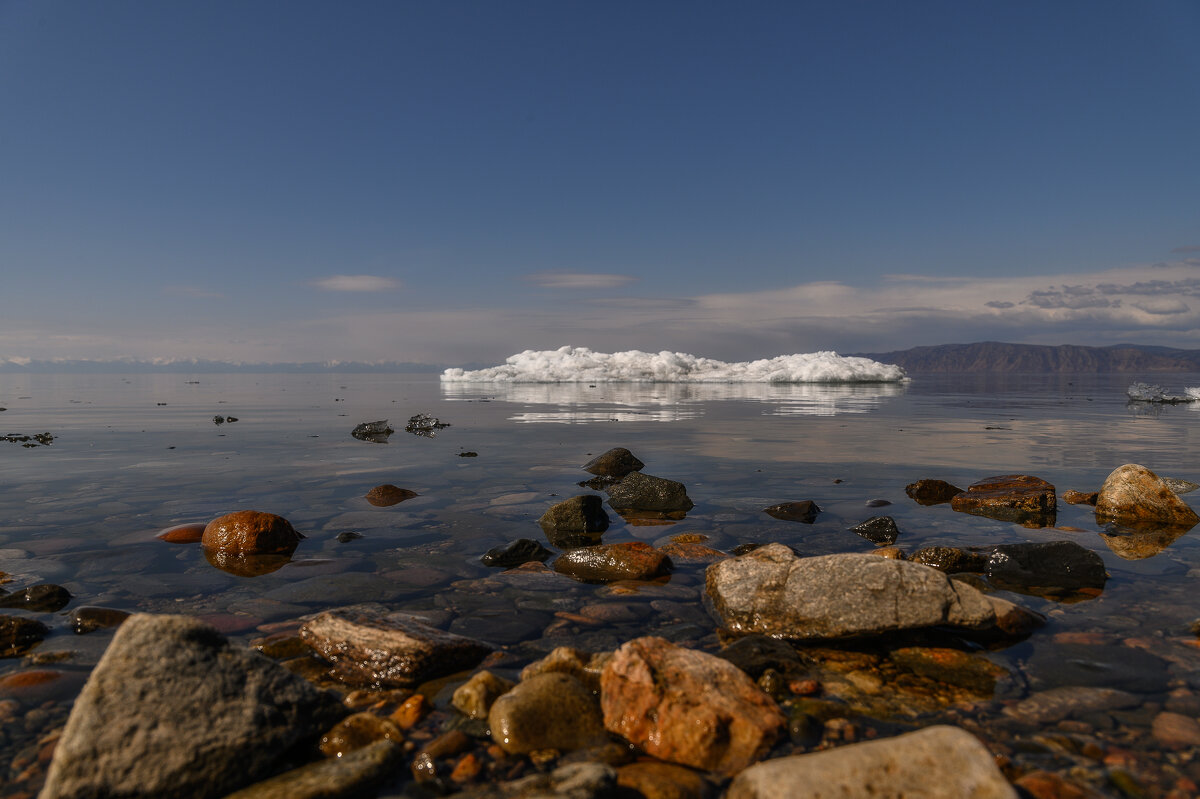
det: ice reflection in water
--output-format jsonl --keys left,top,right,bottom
{"left": 440, "top": 381, "right": 907, "bottom": 422}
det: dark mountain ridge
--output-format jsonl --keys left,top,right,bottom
{"left": 855, "top": 342, "right": 1200, "bottom": 373}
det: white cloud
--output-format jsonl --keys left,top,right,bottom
{"left": 524, "top": 272, "right": 637, "bottom": 289}
{"left": 310, "top": 275, "right": 401, "bottom": 292}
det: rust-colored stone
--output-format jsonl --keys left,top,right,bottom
{"left": 157, "top": 523, "right": 207, "bottom": 544}
{"left": 202, "top": 510, "right": 303, "bottom": 556}
{"left": 553, "top": 542, "right": 672, "bottom": 583}
{"left": 950, "top": 474, "right": 1056, "bottom": 526}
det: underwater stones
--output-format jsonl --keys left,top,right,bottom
{"left": 705, "top": 544, "right": 1001, "bottom": 640}
{"left": 0, "top": 614, "right": 49, "bottom": 657}
{"left": 909, "top": 546, "right": 988, "bottom": 573}
{"left": 452, "top": 670, "right": 516, "bottom": 719}
{"left": 202, "top": 510, "right": 303, "bottom": 556}
{"left": 582, "top": 447, "right": 645, "bottom": 477}
{"left": 351, "top": 420, "right": 393, "bottom": 443}
{"left": 553, "top": 541, "right": 672, "bottom": 583}
{"left": 480, "top": 538, "right": 552, "bottom": 568}
{"left": 364, "top": 484, "right": 418, "bottom": 507}
{"left": 986, "top": 541, "right": 1107, "bottom": 596}
{"left": 726, "top": 725, "right": 1018, "bottom": 799}
{"left": 762, "top": 500, "right": 820, "bottom": 523}
{"left": 299, "top": 606, "right": 491, "bottom": 688}
{"left": 1026, "top": 643, "right": 1170, "bottom": 693}
{"left": 1094, "top": 463, "right": 1200, "bottom": 531}
{"left": 1003, "top": 686, "right": 1140, "bottom": 724}
{"left": 0, "top": 582, "right": 71, "bottom": 612}
{"left": 716, "top": 635, "right": 806, "bottom": 680}
{"left": 538, "top": 495, "right": 611, "bottom": 548}
{"left": 39, "top": 614, "right": 347, "bottom": 799}
{"left": 950, "top": 474, "right": 1056, "bottom": 527}
{"left": 905, "top": 478, "right": 963, "bottom": 505}
{"left": 1151, "top": 711, "right": 1200, "bottom": 749}
{"left": 600, "top": 636, "right": 785, "bottom": 776}
{"left": 848, "top": 515, "right": 899, "bottom": 545}
{"left": 606, "top": 472, "right": 694, "bottom": 513}
{"left": 889, "top": 646, "right": 1009, "bottom": 695}
{"left": 488, "top": 672, "right": 607, "bottom": 754}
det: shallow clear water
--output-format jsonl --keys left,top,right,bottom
{"left": 2, "top": 371, "right": 1199, "bottom": 793}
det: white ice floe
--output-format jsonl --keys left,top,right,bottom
{"left": 1126, "top": 381, "right": 1200, "bottom": 403}
{"left": 440, "top": 347, "right": 907, "bottom": 383}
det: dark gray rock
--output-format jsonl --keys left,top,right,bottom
{"left": 581, "top": 447, "right": 645, "bottom": 477}
{"left": 538, "top": 495, "right": 610, "bottom": 548}
{"left": 0, "top": 583, "right": 71, "bottom": 612}
{"left": 763, "top": 501, "right": 820, "bottom": 523}
{"left": 350, "top": 420, "right": 393, "bottom": 443}
{"left": 0, "top": 614, "right": 49, "bottom": 657}
{"left": 848, "top": 516, "right": 899, "bottom": 545}
{"left": 910, "top": 546, "right": 989, "bottom": 573}
{"left": 1003, "top": 686, "right": 1140, "bottom": 724}
{"left": 986, "top": 540, "right": 1107, "bottom": 596}
{"left": 481, "top": 538, "right": 553, "bottom": 568}
{"left": 716, "top": 635, "right": 805, "bottom": 679}
{"left": 39, "top": 614, "right": 347, "bottom": 799}
{"left": 606, "top": 472, "right": 694, "bottom": 513}
{"left": 1026, "top": 643, "right": 1170, "bottom": 693}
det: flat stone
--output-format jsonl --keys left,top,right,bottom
{"left": 616, "top": 761, "right": 715, "bottom": 799}
{"left": 726, "top": 725, "right": 1017, "bottom": 799}
{"left": 70, "top": 606, "right": 131, "bottom": 634}
{"left": 489, "top": 672, "right": 608, "bottom": 754}
{"left": 40, "top": 614, "right": 347, "bottom": 799}
{"left": 300, "top": 606, "right": 491, "bottom": 688}
{"left": 554, "top": 542, "right": 672, "bottom": 583}
{"left": 318, "top": 712, "right": 403, "bottom": 758}
{"left": 223, "top": 739, "right": 402, "bottom": 799}
{"left": 0, "top": 583, "right": 71, "bottom": 611}
{"left": 986, "top": 541, "right": 1107, "bottom": 596}
{"left": 582, "top": 447, "right": 645, "bottom": 477}
{"left": 910, "top": 546, "right": 988, "bottom": 573}
{"left": 157, "top": 522, "right": 207, "bottom": 543}
{"left": 1062, "top": 490, "right": 1098, "bottom": 506}
{"left": 705, "top": 544, "right": 1000, "bottom": 640}
{"left": 1026, "top": 643, "right": 1169, "bottom": 693}
{"left": 480, "top": 538, "right": 553, "bottom": 568}
{"left": 607, "top": 472, "right": 694, "bottom": 513}
{"left": 600, "top": 636, "right": 785, "bottom": 776}
{"left": 950, "top": 474, "right": 1056, "bottom": 527}
{"left": 889, "top": 646, "right": 1009, "bottom": 694}
{"left": 1095, "top": 463, "right": 1200, "bottom": 531}
{"left": 1003, "top": 686, "right": 1140, "bottom": 724}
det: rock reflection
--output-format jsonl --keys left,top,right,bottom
{"left": 1098, "top": 523, "right": 1193, "bottom": 560}
{"left": 203, "top": 549, "right": 292, "bottom": 577}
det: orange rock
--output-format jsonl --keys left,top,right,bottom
{"left": 0, "top": 670, "right": 62, "bottom": 691}
{"left": 1014, "top": 769, "right": 1099, "bottom": 799}
{"left": 449, "top": 752, "right": 483, "bottom": 783}
{"left": 156, "top": 523, "right": 206, "bottom": 544}
{"left": 390, "top": 693, "right": 432, "bottom": 729}
{"left": 201, "top": 510, "right": 303, "bottom": 556}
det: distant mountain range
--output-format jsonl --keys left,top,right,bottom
{"left": 855, "top": 342, "right": 1200, "bottom": 373}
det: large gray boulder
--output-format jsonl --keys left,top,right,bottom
{"left": 705, "top": 544, "right": 1002, "bottom": 639}
{"left": 39, "top": 614, "right": 348, "bottom": 799}
{"left": 726, "top": 725, "right": 1017, "bottom": 799}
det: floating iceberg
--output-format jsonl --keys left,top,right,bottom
{"left": 440, "top": 347, "right": 907, "bottom": 383}
{"left": 1126, "top": 382, "right": 1200, "bottom": 403}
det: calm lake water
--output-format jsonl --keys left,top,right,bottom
{"left": 2, "top": 371, "right": 1199, "bottom": 793}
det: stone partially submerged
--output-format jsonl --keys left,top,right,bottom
{"left": 40, "top": 614, "right": 347, "bottom": 799}
{"left": 705, "top": 544, "right": 1023, "bottom": 640}
{"left": 1094, "top": 463, "right": 1200, "bottom": 532}
{"left": 950, "top": 474, "right": 1056, "bottom": 527}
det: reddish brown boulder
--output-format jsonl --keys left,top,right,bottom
{"left": 365, "top": 485, "right": 418, "bottom": 507}
{"left": 202, "top": 510, "right": 303, "bottom": 556}
{"left": 600, "top": 636, "right": 785, "bottom": 776}
{"left": 554, "top": 542, "right": 672, "bottom": 583}
{"left": 950, "top": 474, "right": 1056, "bottom": 527}
{"left": 1094, "top": 463, "right": 1200, "bottom": 531}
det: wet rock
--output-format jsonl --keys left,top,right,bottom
{"left": 489, "top": 672, "right": 607, "bottom": 754}
{"left": 601, "top": 636, "right": 785, "bottom": 776}
{"left": 905, "top": 479, "right": 963, "bottom": 505}
{"left": 716, "top": 635, "right": 805, "bottom": 679}
{"left": 223, "top": 739, "right": 402, "bottom": 799}
{"left": 1099, "top": 526, "right": 1189, "bottom": 560}
{"left": 1003, "top": 686, "right": 1140, "bottom": 724}
{"left": 1151, "top": 711, "right": 1200, "bottom": 748}
{"left": 554, "top": 542, "right": 672, "bottom": 583}
{"left": 910, "top": 546, "right": 988, "bottom": 573}
{"left": 0, "top": 614, "right": 49, "bottom": 657}
{"left": 202, "top": 510, "right": 303, "bottom": 556}
{"left": 39, "top": 614, "right": 347, "bottom": 799}
{"left": 616, "top": 761, "right": 716, "bottom": 799}
{"left": 351, "top": 420, "right": 393, "bottom": 443}
{"left": 157, "top": 522, "right": 207, "bottom": 543}
{"left": 606, "top": 472, "right": 694, "bottom": 513}
{"left": 318, "top": 712, "right": 403, "bottom": 758}
{"left": 889, "top": 646, "right": 1009, "bottom": 694}
{"left": 1062, "top": 490, "right": 1098, "bottom": 506}
{"left": 705, "top": 544, "right": 1001, "bottom": 640}
{"left": 538, "top": 495, "right": 611, "bottom": 548}
{"left": 405, "top": 413, "right": 450, "bottom": 437}
{"left": 0, "top": 583, "right": 71, "bottom": 612}
{"left": 364, "top": 484, "right": 418, "bottom": 507}
{"left": 1026, "top": 643, "right": 1170, "bottom": 693}
{"left": 582, "top": 447, "right": 645, "bottom": 477}
{"left": 1094, "top": 463, "right": 1200, "bottom": 531}
{"left": 452, "top": 670, "right": 516, "bottom": 719}
{"left": 986, "top": 541, "right": 1107, "bottom": 597}
{"left": 950, "top": 474, "right": 1056, "bottom": 526}
{"left": 520, "top": 646, "right": 611, "bottom": 693}
{"left": 70, "top": 607, "right": 131, "bottom": 634}
{"left": 480, "top": 538, "right": 553, "bottom": 568}
{"left": 300, "top": 605, "right": 491, "bottom": 688}
{"left": 848, "top": 515, "right": 899, "bottom": 545}
{"left": 762, "top": 501, "right": 820, "bottom": 523}
{"left": 726, "top": 725, "right": 1017, "bottom": 799}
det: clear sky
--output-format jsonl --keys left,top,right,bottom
{"left": 2, "top": 0, "right": 1199, "bottom": 366}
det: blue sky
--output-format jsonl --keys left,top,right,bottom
{"left": 2, "top": 1, "right": 1199, "bottom": 365}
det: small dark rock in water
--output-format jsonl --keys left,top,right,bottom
{"left": 404, "top": 413, "right": 450, "bottom": 437}
{"left": 336, "top": 531, "right": 364, "bottom": 543}
{"left": 0, "top": 583, "right": 72, "bottom": 612}
{"left": 539, "top": 495, "right": 610, "bottom": 548}
{"left": 213, "top": 415, "right": 226, "bottom": 425}
{"left": 865, "top": 498, "right": 891, "bottom": 507}
{"left": 364, "top": 484, "right": 418, "bottom": 507}
{"left": 904, "top": 479, "right": 963, "bottom": 505}
{"left": 582, "top": 447, "right": 645, "bottom": 477}
{"left": 0, "top": 614, "right": 50, "bottom": 657}
{"left": 226, "top": 416, "right": 238, "bottom": 423}
{"left": 481, "top": 538, "right": 553, "bottom": 568}
{"left": 578, "top": 475, "right": 620, "bottom": 490}
{"left": 70, "top": 607, "right": 131, "bottom": 634}
{"left": 458, "top": 450, "right": 478, "bottom": 457}
{"left": 607, "top": 472, "right": 694, "bottom": 513}
{"left": 763, "top": 500, "right": 820, "bottom": 523}
{"left": 731, "top": 542, "right": 764, "bottom": 556}
{"left": 909, "top": 546, "right": 989, "bottom": 573}
{"left": 849, "top": 516, "right": 899, "bottom": 545}
{"left": 2, "top": 431, "right": 54, "bottom": 447}
{"left": 351, "top": 420, "right": 394, "bottom": 443}
{"left": 986, "top": 540, "right": 1107, "bottom": 596}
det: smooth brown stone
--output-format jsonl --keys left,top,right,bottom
{"left": 157, "top": 523, "right": 207, "bottom": 544}
{"left": 319, "top": 712, "right": 402, "bottom": 758}
{"left": 202, "top": 510, "right": 303, "bottom": 556}
{"left": 554, "top": 542, "right": 672, "bottom": 583}
{"left": 489, "top": 672, "right": 608, "bottom": 754}
{"left": 617, "top": 761, "right": 714, "bottom": 799}
{"left": 365, "top": 485, "right": 418, "bottom": 507}
{"left": 950, "top": 474, "right": 1056, "bottom": 526}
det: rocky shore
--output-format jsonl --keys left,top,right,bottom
{"left": 4, "top": 454, "right": 1200, "bottom": 798}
